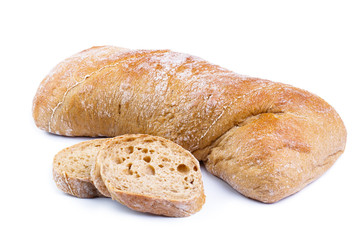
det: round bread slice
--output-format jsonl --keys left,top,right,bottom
{"left": 53, "top": 139, "right": 107, "bottom": 198}
{"left": 97, "top": 134, "right": 206, "bottom": 217}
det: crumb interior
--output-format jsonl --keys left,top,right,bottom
{"left": 54, "top": 141, "right": 103, "bottom": 179}
{"left": 100, "top": 136, "right": 202, "bottom": 200}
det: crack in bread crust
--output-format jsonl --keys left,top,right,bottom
{"left": 48, "top": 62, "right": 123, "bottom": 132}
{"left": 196, "top": 83, "right": 275, "bottom": 148}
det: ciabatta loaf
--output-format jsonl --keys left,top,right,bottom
{"left": 53, "top": 139, "right": 107, "bottom": 198}
{"left": 96, "top": 134, "right": 205, "bottom": 217}
{"left": 35, "top": 46, "right": 347, "bottom": 203}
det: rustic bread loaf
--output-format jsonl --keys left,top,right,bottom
{"left": 96, "top": 134, "right": 205, "bottom": 217}
{"left": 35, "top": 46, "right": 347, "bottom": 203}
{"left": 53, "top": 139, "right": 107, "bottom": 198}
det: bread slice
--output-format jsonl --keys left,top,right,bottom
{"left": 91, "top": 151, "right": 111, "bottom": 197}
{"left": 96, "top": 134, "right": 206, "bottom": 217}
{"left": 53, "top": 139, "right": 107, "bottom": 198}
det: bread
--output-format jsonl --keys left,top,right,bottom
{"left": 53, "top": 134, "right": 204, "bottom": 216}
{"left": 34, "top": 46, "right": 347, "bottom": 203}
{"left": 53, "top": 139, "right": 107, "bottom": 198}
{"left": 96, "top": 134, "right": 205, "bottom": 217}
{"left": 91, "top": 149, "right": 111, "bottom": 197}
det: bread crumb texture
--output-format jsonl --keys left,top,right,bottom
{"left": 98, "top": 134, "right": 205, "bottom": 217}
{"left": 53, "top": 139, "right": 106, "bottom": 198}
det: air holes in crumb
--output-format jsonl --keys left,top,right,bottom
{"left": 193, "top": 166, "right": 198, "bottom": 171}
{"left": 126, "top": 163, "right": 133, "bottom": 175}
{"left": 144, "top": 139, "right": 154, "bottom": 143}
{"left": 143, "top": 156, "right": 151, "bottom": 163}
{"left": 95, "top": 144, "right": 101, "bottom": 147}
{"left": 125, "top": 138, "right": 135, "bottom": 142}
{"left": 170, "top": 168, "right": 175, "bottom": 171}
{"left": 177, "top": 164, "right": 190, "bottom": 174}
{"left": 160, "top": 141, "right": 167, "bottom": 148}
{"left": 145, "top": 165, "right": 155, "bottom": 175}
{"left": 142, "top": 148, "right": 148, "bottom": 153}
{"left": 185, "top": 177, "right": 194, "bottom": 184}
{"left": 115, "top": 157, "right": 125, "bottom": 164}
{"left": 158, "top": 164, "right": 164, "bottom": 168}
{"left": 126, "top": 146, "right": 134, "bottom": 154}
{"left": 149, "top": 150, "right": 155, "bottom": 154}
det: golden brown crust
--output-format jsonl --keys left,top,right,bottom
{"left": 35, "top": 46, "right": 347, "bottom": 203}
{"left": 202, "top": 85, "right": 346, "bottom": 203}
{"left": 32, "top": 46, "right": 129, "bottom": 134}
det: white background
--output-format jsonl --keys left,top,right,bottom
{"left": 1, "top": 0, "right": 359, "bottom": 239}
